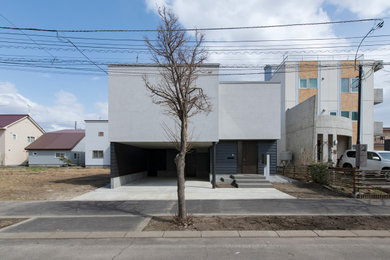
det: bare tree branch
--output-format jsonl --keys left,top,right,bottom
{"left": 143, "top": 6, "right": 211, "bottom": 221}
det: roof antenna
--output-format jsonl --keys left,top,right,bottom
{"left": 74, "top": 121, "right": 77, "bottom": 130}
{"left": 136, "top": 54, "right": 139, "bottom": 64}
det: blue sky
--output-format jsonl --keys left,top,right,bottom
{"left": 1, "top": 0, "right": 390, "bottom": 131}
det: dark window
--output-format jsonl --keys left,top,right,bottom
{"left": 92, "top": 150, "right": 104, "bottom": 159}
{"left": 300, "top": 79, "right": 307, "bottom": 89}
{"left": 346, "top": 151, "right": 356, "bottom": 158}
{"left": 352, "top": 111, "right": 358, "bottom": 121}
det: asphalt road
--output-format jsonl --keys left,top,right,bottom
{"left": 1, "top": 199, "right": 390, "bottom": 217}
{"left": 0, "top": 237, "right": 389, "bottom": 260}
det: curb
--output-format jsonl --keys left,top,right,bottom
{"left": 1, "top": 230, "right": 390, "bottom": 239}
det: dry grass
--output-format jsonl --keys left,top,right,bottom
{"left": 0, "top": 167, "right": 109, "bottom": 200}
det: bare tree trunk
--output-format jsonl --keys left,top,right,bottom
{"left": 175, "top": 117, "right": 187, "bottom": 219}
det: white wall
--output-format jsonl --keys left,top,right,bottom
{"left": 108, "top": 65, "right": 219, "bottom": 145}
{"left": 319, "top": 61, "right": 339, "bottom": 114}
{"left": 218, "top": 82, "right": 281, "bottom": 140}
{"left": 85, "top": 121, "right": 110, "bottom": 167}
{"left": 4, "top": 117, "right": 44, "bottom": 166}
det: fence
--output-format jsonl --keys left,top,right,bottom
{"left": 279, "top": 165, "right": 390, "bottom": 199}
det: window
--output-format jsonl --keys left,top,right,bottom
{"left": 341, "top": 78, "right": 350, "bottom": 93}
{"left": 329, "top": 112, "right": 337, "bottom": 116}
{"left": 368, "top": 152, "right": 381, "bottom": 161}
{"left": 33, "top": 152, "right": 38, "bottom": 156}
{"left": 27, "top": 136, "right": 35, "bottom": 143}
{"left": 12, "top": 134, "right": 16, "bottom": 140}
{"left": 351, "top": 78, "right": 359, "bottom": 93}
{"left": 74, "top": 153, "right": 78, "bottom": 159}
{"left": 300, "top": 78, "right": 317, "bottom": 89}
{"left": 92, "top": 150, "right": 104, "bottom": 159}
{"left": 55, "top": 152, "right": 65, "bottom": 158}
{"left": 98, "top": 131, "right": 104, "bottom": 137}
{"left": 351, "top": 111, "right": 358, "bottom": 121}
{"left": 300, "top": 79, "right": 307, "bottom": 89}
{"left": 308, "top": 78, "right": 317, "bottom": 89}
{"left": 347, "top": 151, "right": 356, "bottom": 158}
{"left": 341, "top": 111, "right": 350, "bottom": 118}
{"left": 341, "top": 78, "right": 359, "bottom": 93}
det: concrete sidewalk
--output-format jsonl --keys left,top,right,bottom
{"left": 1, "top": 230, "right": 390, "bottom": 239}
{"left": 1, "top": 199, "right": 390, "bottom": 217}
{"left": 72, "top": 178, "right": 294, "bottom": 201}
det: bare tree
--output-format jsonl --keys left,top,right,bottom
{"left": 144, "top": 7, "right": 211, "bottom": 222}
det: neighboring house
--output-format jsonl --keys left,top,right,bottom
{"left": 85, "top": 120, "right": 110, "bottom": 168}
{"left": 108, "top": 64, "right": 281, "bottom": 187}
{"left": 25, "top": 129, "right": 85, "bottom": 166}
{"left": 286, "top": 96, "right": 352, "bottom": 165}
{"left": 267, "top": 58, "right": 383, "bottom": 164}
{"left": 0, "top": 114, "right": 45, "bottom": 166}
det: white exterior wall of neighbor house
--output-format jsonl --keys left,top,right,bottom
{"left": 108, "top": 64, "right": 219, "bottom": 146}
{"left": 85, "top": 120, "right": 110, "bottom": 167}
{"left": 3, "top": 117, "right": 44, "bottom": 166}
{"left": 0, "top": 130, "right": 5, "bottom": 165}
{"left": 219, "top": 82, "right": 281, "bottom": 140}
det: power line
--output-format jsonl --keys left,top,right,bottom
{"left": 0, "top": 18, "right": 381, "bottom": 33}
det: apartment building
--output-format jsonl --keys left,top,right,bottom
{"left": 269, "top": 59, "right": 383, "bottom": 165}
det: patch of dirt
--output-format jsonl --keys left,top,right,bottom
{"left": 0, "top": 167, "right": 109, "bottom": 200}
{"left": 144, "top": 215, "right": 390, "bottom": 231}
{"left": 0, "top": 218, "right": 27, "bottom": 229}
{"left": 272, "top": 182, "right": 350, "bottom": 198}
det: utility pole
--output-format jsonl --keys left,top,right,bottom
{"left": 354, "top": 20, "right": 383, "bottom": 171}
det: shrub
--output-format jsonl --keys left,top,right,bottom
{"left": 309, "top": 162, "right": 329, "bottom": 185}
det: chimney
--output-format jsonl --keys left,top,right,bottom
{"left": 264, "top": 65, "right": 272, "bottom": 81}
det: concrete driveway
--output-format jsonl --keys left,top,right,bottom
{"left": 72, "top": 177, "right": 294, "bottom": 201}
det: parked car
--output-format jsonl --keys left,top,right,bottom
{"left": 338, "top": 150, "right": 390, "bottom": 171}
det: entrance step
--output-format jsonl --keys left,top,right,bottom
{"left": 230, "top": 174, "right": 273, "bottom": 188}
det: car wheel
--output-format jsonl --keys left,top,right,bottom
{"left": 343, "top": 163, "right": 352, "bottom": 168}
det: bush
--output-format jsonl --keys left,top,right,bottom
{"left": 309, "top": 162, "right": 329, "bottom": 185}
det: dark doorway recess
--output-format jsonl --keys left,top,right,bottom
{"left": 242, "top": 141, "right": 258, "bottom": 174}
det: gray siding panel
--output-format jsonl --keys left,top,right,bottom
{"left": 258, "top": 140, "right": 277, "bottom": 175}
{"left": 28, "top": 150, "right": 71, "bottom": 166}
{"left": 215, "top": 141, "right": 237, "bottom": 175}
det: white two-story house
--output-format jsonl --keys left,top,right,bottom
{"left": 108, "top": 64, "right": 281, "bottom": 188}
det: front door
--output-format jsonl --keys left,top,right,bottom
{"left": 242, "top": 141, "right": 258, "bottom": 173}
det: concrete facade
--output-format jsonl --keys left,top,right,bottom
{"left": 0, "top": 116, "right": 44, "bottom": 166}
{"left": 85, "top": 120, "right": 110, "bottom": 167}
{"left": 285, "top": 96, "right": 352, "bottom": 165}
{"left": 108, "top": 65, "right": 219, "bottom": 147}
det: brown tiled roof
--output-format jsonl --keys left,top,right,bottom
{"left": 0, "top": 114, "right": 28, "bottom": 128}
{"left": 25, "top": 129, "right": 85, "bottom": 150}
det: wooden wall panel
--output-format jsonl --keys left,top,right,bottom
{"left": 299, "top": 89, "right": 318, "bottom": 103}
{"left": 341, "top": 61, "right": 359, "bottom": 78}
{"left": 352, "top": 122, "right": 357, "bottom": 145}
{"left": 341, "top": 93, "right": 358, "bottom": 111}
{"left": 299, "top": 61, "right": 318, "bottom": 78}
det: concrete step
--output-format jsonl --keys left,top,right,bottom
{"left": 233, "top": 179, "right": 270, "bottom": 184}
{"left": 231, "top": 174, "right": 266, "bottom": 180}
{"left": 236, "top": 183, "right": 274, "bottom": 188}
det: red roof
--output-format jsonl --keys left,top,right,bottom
{"left": 25, "top": 129, "right": 85, "bottom": 150}
{"left": 0, "top": 114, "right": 28, "bottom": 128}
